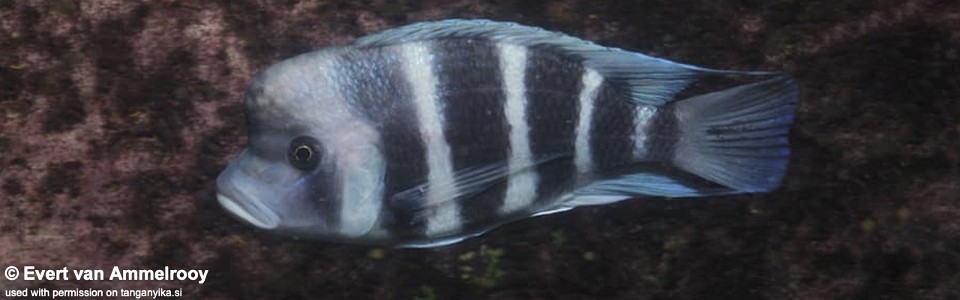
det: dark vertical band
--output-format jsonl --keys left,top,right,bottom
{"left": 589, "top": 83, "right": 638, "bottom": 174}
{"left": 335, "top": 47, "right": 428, "bottom": 239}
{"left": 433, "top": 40, "right": 510, "bottom": 229}
{"left": 524, "top": 49, "right": 583, "bottom": 205}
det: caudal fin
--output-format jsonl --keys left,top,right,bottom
{"left": 665, "top": 76, "right": 799, "bottom": 192}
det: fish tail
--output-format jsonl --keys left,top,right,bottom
{"left": 661, "top": 76, "right": 799, "bottom": 192}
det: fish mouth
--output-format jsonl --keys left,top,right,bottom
{"left": 216, "top": 150, "right": 281, "bottom": 230}
{"left": 216, "top": 192, "right": 279, "bottom": 230}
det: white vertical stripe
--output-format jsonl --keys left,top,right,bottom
{"left": 498, "top": 43, "right": 539, "bottom": 215}
{"left": 632, "top": 105, "right": 657, "bottom": 159}
{"left": 574, "top": 69, "right": 603, "bottom": 178}
{"left": 399, "top": 42, "right": 461, "bottom": 235}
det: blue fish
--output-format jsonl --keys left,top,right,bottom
{"left": 216, "top": 19, "right": 799, "bottom": 247}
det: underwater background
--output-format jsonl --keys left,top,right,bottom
{"left": 1, "top": 0, "right": 958, "bottom": 299}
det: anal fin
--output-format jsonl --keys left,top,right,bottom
{"left": 566, "top": 172, "right": 737, "bottom": 207}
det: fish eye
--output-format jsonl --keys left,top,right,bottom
{"left": 288, "top": 136, "right": 322, "bottom": 171}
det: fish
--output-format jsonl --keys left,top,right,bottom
{"left": 216, "top": 19, "right": 799, "bottom": 248}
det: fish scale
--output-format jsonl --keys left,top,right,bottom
{"left": 433, "top": 40, "right": 511, "bottom": 231}
{"left": 523, "top": 49, "right": 584, "bottom": 208}
{"left": 589, "top": 82, "right": 642, "bottom": 173}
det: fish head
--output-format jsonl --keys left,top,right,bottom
{"left": 216, "top": 53, "right": 385, "bottom": 240}
{"left": 215, "top": 87, "right": 338, "bottom": 236}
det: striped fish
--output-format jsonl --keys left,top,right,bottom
{"left": 216, "top": 19, "right": 799, "bottom": 247}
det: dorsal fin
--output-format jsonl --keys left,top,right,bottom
{"left": 353, "top": 19, "right": 774, "bottom": 106}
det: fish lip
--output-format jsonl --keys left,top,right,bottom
{"left": 216, "top": 192, "right": 279, "bottom": 230}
